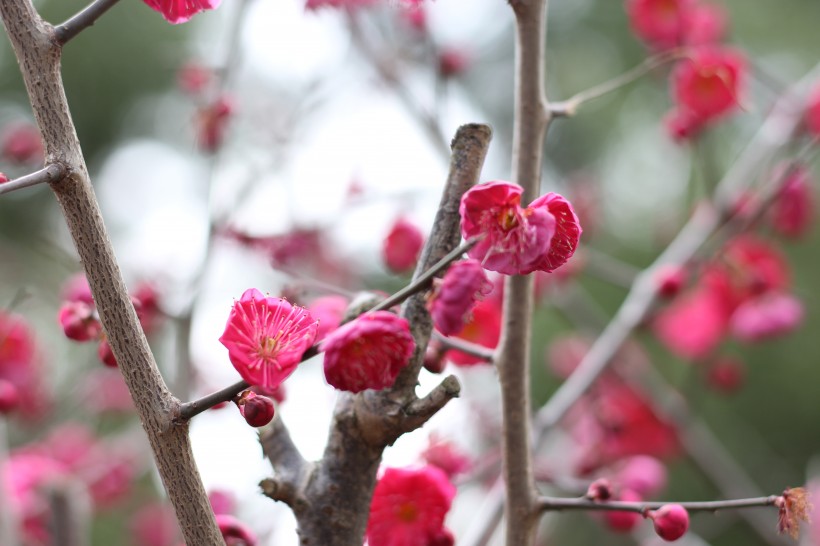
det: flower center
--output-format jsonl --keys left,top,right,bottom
{"left": 396, "top": 502, "right": 418, "bottom": 522}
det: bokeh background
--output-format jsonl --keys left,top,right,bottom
{"left": 1, "top": 0, "right": 819, "bottom": 544}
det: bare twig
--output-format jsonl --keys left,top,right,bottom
{"left": 54, "top": 0, "right": 121, "bottom": 44}
{"left": 537, "top": 495, "right": 779, "bottom": 514}
{"left": 550, "top": 49, "right": 683, "bottom": 117}
{"left": 432, "top": 331, "right": 495, "bottom": 363}
{"left": 0, "top": 163, "right": 67, "bottom": 196}
{"left": 46, "top": 480, "right": 91, "bottom": 546}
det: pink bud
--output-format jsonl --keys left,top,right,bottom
{"left": 664, "top": 107, "right": 706, "bottom": 142}
{"left": 585, "top": 478, "right": 613, "bottom": 501}
{"left": 438, "top": 48, "right": 470, "bottom": 78}
{"left": 177, "top": 61, "right": 212, "bottom": 95}
{"left": 648, "top": 504, "right": 690, "bottom": 542}
{"left": 605, "top": 489, "right": 642, "bottom": 532}
{"left": 655, "top": 265, "right": 687, "bottom": 298}
{"left": 806, "top": 83, "right": 820, "bottom": 138}
{"left": 428, "top": 528, "right": 455, "bottom": 546}
{"left": 730, "top": 292, "right": 804, "bottom": 342}
{"left": 423, "top": 340, "right": 446, "bottom": 374}
{"left": 0, "top": 380, "right": 19, "bottom": 413}
{"left": 0, "top": 172, "right": 8, "bottom": 184}
{"left": 98, "top": 339, "right": 118, "bottom": 367}
{"left": 382, "top": 217, "right": 424, "bottom": 274}
{"left": 58, "top": 301, "right": 102, "bottom": 342}
{"left": 237, "top": 391, "right": 275, "bottom": 427}
{"left": 706, "top": 356, "right": 745, "bottom": 393}
{"left": 196, "top": 95, "right": 234, "bottom": 153}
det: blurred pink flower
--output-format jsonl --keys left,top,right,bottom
{"left": 216, "top": 514, "right": 258, "bottom": 545}
{"left": 366, "top": 466, "right": 455, "bottom": 546}
{"left": 308, "top": 295, "right": 348, "bottom": 342}
{"left": 0, "top": 121, "right": 43, "bottom": 165}
{"left": 142, "top": 0, "right": 221, "bottom": 24}
{"left": 429, "top": 259, "right": 492, "bottom": 336}
{"left": 771, "top": 165, "right": 814, "bottom": 238}
{"left": 219, "top": 288, "right": 318, "bottom": 390}
{"left": 382, "top": 217, "right": 425, "bottom": 274}
{"left": 445, "top": 298, "right": 501, "bottom": 366}
{"left": 730, "top": 292, "right": 804, "bottom": 342}
{"left": 322, "top": 311, "right": 414, "bottom": 392}
{"left": 671, "top": 47, "right": 746, "bottom": 122}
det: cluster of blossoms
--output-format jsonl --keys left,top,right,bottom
{"left": 653, "top": 235, "right": 805, "bottom": 369}
{"left": 366, "top": 466, "right": 456, "bottom": 546}
{"left": 58, "top": 273, "right": 161, "bottom": 368}
{"left": 625, "top": 0, "right": 746, "bottom": 140}
{"left": 3, "top": 424, "right": 136, "bottom": 543}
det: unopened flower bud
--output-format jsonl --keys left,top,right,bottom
{"left": 648, "top": 504, "right": 689, "bottom": 542}
{"left": 236, "top": 390, "right": 275, "bottom": 428}
{"left": 585, "top": 478, "right": 613, "bottom": 501}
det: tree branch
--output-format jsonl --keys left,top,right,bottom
{"left": 550, "top": 49, "right": 683, "bottom": 117}
{"left": 259, "top": 415, "right": 311, "bottom": 513}
{"left": 0, "top": 1, "right": 222, "bottom": 543}
{"left": 0, "top": 163, "right": 67, "bottom": 196}
{"left": 498, "top": 0, "right": 551, "bottom": 543}
{"left": 54, "top": 0, "right": 121, "bottom": 45}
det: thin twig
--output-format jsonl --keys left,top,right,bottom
{"left": 54, "top": 0, "right": 121, "bottom": 44}
{"left": 550, "top": 49, "right": 684, "bottom": 117}
{"left": 538, "top": 495, "right": 779, "bottom": 514}
{"left": 371, "top": 238, "right": 479, "bottom": 313}
{"left": 0, "top": 163, "right": 67, "bottom": 196}
{"left": 432, "top": 331, "right": 495, "bottom": 363}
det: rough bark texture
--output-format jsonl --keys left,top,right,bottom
{"left": 261, "top": 124, "right": 492, "bottom": 546}
{"left": 0, "top": 2, "right": 222, "bottom": 544}
{"left": 499, "top": 1, "right": 550, "bottom": 545}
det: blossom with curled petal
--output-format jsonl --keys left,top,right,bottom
{"left": 219, "top": 289, "right": 318, "bottom": 390}
{"left": 142, "top": 0, "right": 221, "bottom": 24}
{"left": 460, "top": 181, "right": 581, "bottom": 275}
{"left": 322, "top": 311, "right": 414, "bottom": 393}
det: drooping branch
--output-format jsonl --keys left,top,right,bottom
{"left": 0, "top": 163, "right": 67, "bottom": 196}
{"left": 0, "top": 1, "right": 222, "bottom": 543}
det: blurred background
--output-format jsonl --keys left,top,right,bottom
{"left": 1, "top": 0, "right": 819, "bottom": 544}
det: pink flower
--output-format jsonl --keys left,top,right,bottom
{"left": 141, "top": 0, "right": 221, "bottom": 24}
{"left": 216, "top": 514, "right": 258, "bottom": 546}
{"left": 527, "top": 192, "right": 583, "bottom": 273}
{"left": 322, "top": 311, "right": 414, "bottom": 393}
{"left": 671, "top": 47, "right": 746, "bottom": 123}
{"left": 683, "top": 3, "right": 727, "bottom": 46}
{"left": 730, "top": 292, "right": 804, "bottom": 342}
{"left": 177, "top": 61, "right": 212, "bottom": 95}
{"left": 807, "top": 83, "right": 820, "bottom": 137}
{"left": 366, "top": 466, "right": 456, "bottom": 546}
{"left": 771, "top": 165, "right": 814, "bottom": 238}
{"left": 0, "top": 311, "right": 49, "bottom": 420}
{"left": 429, "top": 259, "right": 492, "bottom": 336}
{"left": 382, "top": 217, "right": 425, "bottom": 274}
{"left": 129, "top": 502, "right": 180, "bottom": 546}
{"left": 664, "top": 107, "right": 706, "bottom": 142}
{"left": 308, "top": 295, "right": 348, "bottom": 341}
{"left": 615, "top": 455, "right": 668, "bottom": 498}
{"left": 460, "top": 181, "right": 581, "bottom": 275}
{"left": 219, "top": 288, "right": 318, "bottom": 390}
{"left": 438, "top": 48, "right": 470, "bottom": 78}
{"left": 0, "top": 172, "right": 8, "bottom": 184}
{"left": 0, "top": 379, "right": 18, "bottom": 413}
{"left": 626, "top": 0, "right": 694, "bottom": 50}
{"left": 653, "top": 284, "right": 729, "bottom": 360}
{"left": 445, "top": 298, "right": 501, "bottom": 366}
{"left": 421, "top": 436, "right": 472, "bottom": 479}
{"left": 58, "top": 300, "right": 102, "bottom": 342}
{"left": 0, "top": 122, "right": 43, "bottom": 164}
{"left": 209, "top": 490, "right": 236, "bottom": 515}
